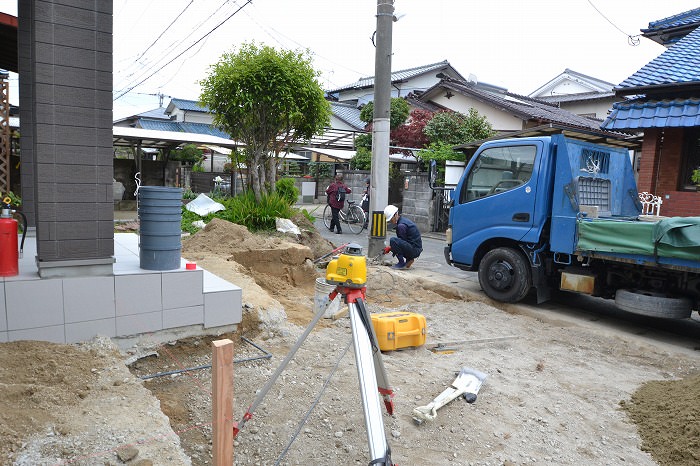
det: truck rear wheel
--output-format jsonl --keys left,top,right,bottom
{"left": 478, "top": 247, "right": 532, "bottom": 303}
{"left": 615, "top": 289, "right": 692, "bottom": 319}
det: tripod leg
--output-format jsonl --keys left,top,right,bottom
{"left": 233, "top": 288, "right": 333, "bottom": 438}
{"left": 348, "top": 301, "right": 393, "bottom": 465}
{"left": 356, "top": 298, "right": 395, "bottom": 415}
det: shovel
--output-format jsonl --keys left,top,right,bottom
{"left": 412, "top": 367, "right": 488, "bottom": 424}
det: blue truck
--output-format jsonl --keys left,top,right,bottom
{"left": 444, "top": 134, "right": 700, "bottom": 319}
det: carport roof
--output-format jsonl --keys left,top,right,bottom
{"left": 113, "top": 126, "right": 240, "bottom": 149}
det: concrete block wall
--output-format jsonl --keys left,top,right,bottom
{"left": 399, "top": 173, "right": 432, "bottom": 233}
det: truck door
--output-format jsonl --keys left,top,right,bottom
{"left": 450, "top": 141, "right": 540, "bottom": 266}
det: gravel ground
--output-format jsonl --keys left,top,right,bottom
{"left": 1, "top": 216, "right": 698, "bottom": 465}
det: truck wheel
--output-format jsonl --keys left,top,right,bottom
{"left": 478, "top": 248, "right": 532, "bottom": 303}
{"left": 615, "top": 289, "right": 692, "bottom": 319}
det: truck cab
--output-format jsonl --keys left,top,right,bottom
{"left": 445, "top": 133, "right": 700, "bottom": 318}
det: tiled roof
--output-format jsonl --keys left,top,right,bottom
{"left": 327, "top": 60, "right": 459, "bottom": 93}
{"left": 642, "top": 8, "right": 700, "bottom": 33}
{"left": 431, "top": 78, "right": 607, "bottom": 133}
{"left": 405, "top": 93, "right": 444, "bottom": 112}
{"left": 330, "top": 102, "right": 364, "bottom": 130}
{"left": 137, "top": 107, "right": 171, "bottom": 120}
{"left": 137, "top": 118, "right": 231, "bottom": 138}
{"left": 616, "top": 26, "right": 700, "bottom": 91}
{"left": 601, "top": 98, "right": 700, "bottom": 130}
{"left": 169, "top": 98, "right": 210, "bottom": 112}
{"left": 178, "top": 122, "right": 230, "bottom": 138}
{"left": 138, "top": 119, "right": 182, "bottom": 132}
{"left": 537, "top": 91, "right": 616, "bottom": 104}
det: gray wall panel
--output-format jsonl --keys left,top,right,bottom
{"left": 24, "top": 0, "right": 114, "bottom": 269}
{"left": 54, "top": 0, "right": 112, "bottom": 14}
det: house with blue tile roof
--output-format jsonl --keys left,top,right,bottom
{"left": 602, "top": 7, "right": 700, "bottom": 217}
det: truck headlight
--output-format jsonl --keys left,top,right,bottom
{"left": 445, "top": 227, "right": 452, "bottom": 245}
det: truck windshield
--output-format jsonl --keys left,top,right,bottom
{"left": 461, "top": 145, "right": 536, "bottom": 202}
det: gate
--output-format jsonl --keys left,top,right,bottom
{"left": 428, "top": 159, "right": 454, "bottom": 233}
{"left": 432, "top": 188, "right": 452, "bottom": 232}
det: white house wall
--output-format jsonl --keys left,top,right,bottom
{"left": 336, "top": 73, "right": 446, "bottom": 105}
{"left": 535, "top": 79, "right": 593, "bottom": 98}
{"left": 559, "top": 100, "right": 616, "bottom": 120}
{"left": 430, "top": 93, "right": 524, "bottom": 132}
{"left": 170, "top": 109, "right": 214, "bottom": 124}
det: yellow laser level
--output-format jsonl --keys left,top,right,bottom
{"left": 325, "top": 243, "right": 367, "bottom": 288}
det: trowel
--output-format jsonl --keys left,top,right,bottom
{"left": 412, "top": 367, "right": 487, "bottom": 424}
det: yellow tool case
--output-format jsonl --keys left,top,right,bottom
{"left": 370, "top": 311, "right": 426, "bottom": 351}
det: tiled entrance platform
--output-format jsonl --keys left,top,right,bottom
{"left": 0, "top": 233, "right": 242, "bottom": 345}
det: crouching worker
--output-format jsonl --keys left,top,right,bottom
{"left": 382, "top": 205, "right": 423, "bottom": 269}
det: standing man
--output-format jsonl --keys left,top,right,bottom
{"left": 325, "top": 174, "right": 351, "bottom": 234}
{"left": 382, "top": 205, "right": 422, "bottom": 269}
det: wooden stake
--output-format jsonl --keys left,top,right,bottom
{"left": 212, "top": 338, "right": 234, "bottom": 466}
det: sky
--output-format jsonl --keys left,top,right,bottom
{"left": 1, "top": 0, "right": 699, "bottom": 120}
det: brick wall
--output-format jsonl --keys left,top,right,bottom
{"left": 638, "top": 128, "right": 700, "bottom": 217}
{"left": 658, "top": 191, "right": 699, "bottom": 217}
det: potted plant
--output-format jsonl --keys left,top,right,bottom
{"left": 692, "top": 168, "right": 700, "bottom": 190}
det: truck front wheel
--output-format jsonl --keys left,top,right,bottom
{"left": 478, "top": 248, "right": 532, "bottom": 303}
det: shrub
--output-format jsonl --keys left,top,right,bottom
{"left": 275, "top": 178, "right": 299, "bottom": 205}
{"left": 181, "top": 190, "right": 296, "bottom": 233}
{"left": 692, "top": 168, "right": 700, "bottom": 185}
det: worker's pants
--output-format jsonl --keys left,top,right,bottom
{"left": 389, "top": 237, "right": 421, "bottom": 261}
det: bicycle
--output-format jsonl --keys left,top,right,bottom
{"left": 323, "top": 200, "right": 366, "bottom": 234}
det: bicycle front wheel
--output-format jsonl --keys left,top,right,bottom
{"left": 323, "top": 204, "right": 333, "bottom": 230}
{"left": 347, "top": 205, "right": 365, "bottom": 234}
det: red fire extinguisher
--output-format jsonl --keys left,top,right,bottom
{"left": 0, "top": 196, "right": 27, "bottom": 277}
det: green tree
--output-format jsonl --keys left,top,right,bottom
{"left": 170, "top": 144, "right": 203, "bottom": 164}
{"left": 354, "top": 133, "right": 372, "bottom": 152}
{"left": 200, "top": 42, "right": 331, "bottom": 201}
{"left": 359, "top": 98, "right": 410, "bottom": 130}
{"left": 350, "top": 147, "right": 372, "bottom": 170}
{"left": 423, "top": 108, "right": 494, "bottom": 146}
{"left": 415, "top": 141, "right": 464, "bottom": 174}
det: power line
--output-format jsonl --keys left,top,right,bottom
{"left": 114, "top": 0, "right": 252, "bottom": 101}
{"left": 134, "top": 0, "right": 194, "bottom": 63}
{"left": 114, "top": 1, "right": 235, "bottom": 94}
{"left": 586, "top": 0, "right": 640, "bottom": 46}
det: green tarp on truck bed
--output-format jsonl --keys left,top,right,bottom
{"left": 576, "top": 217, "right": 700, "bottom": 262}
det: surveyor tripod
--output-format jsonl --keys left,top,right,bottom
{"left": 233, "top": 244, "right": 395, "bottom": 466}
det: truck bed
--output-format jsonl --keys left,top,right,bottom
{"left": 575, "top": 216, "right": 700, "bottom": 271}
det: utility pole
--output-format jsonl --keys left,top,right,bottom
{"left": 368, "top": 0, "right": 394, "bottom": 258}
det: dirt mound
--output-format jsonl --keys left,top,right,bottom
{"left": 621, "top": 373, "right": 700, "bottom": 465}
{"left": 1, "top": 338, "right": 190, "bottom": 464}
{"left": 182, "top": 218, "right": 325, "bottom": 329}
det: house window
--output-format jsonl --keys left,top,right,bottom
{"left": 681, "top": 128, "right": 700, "bottom": 190}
